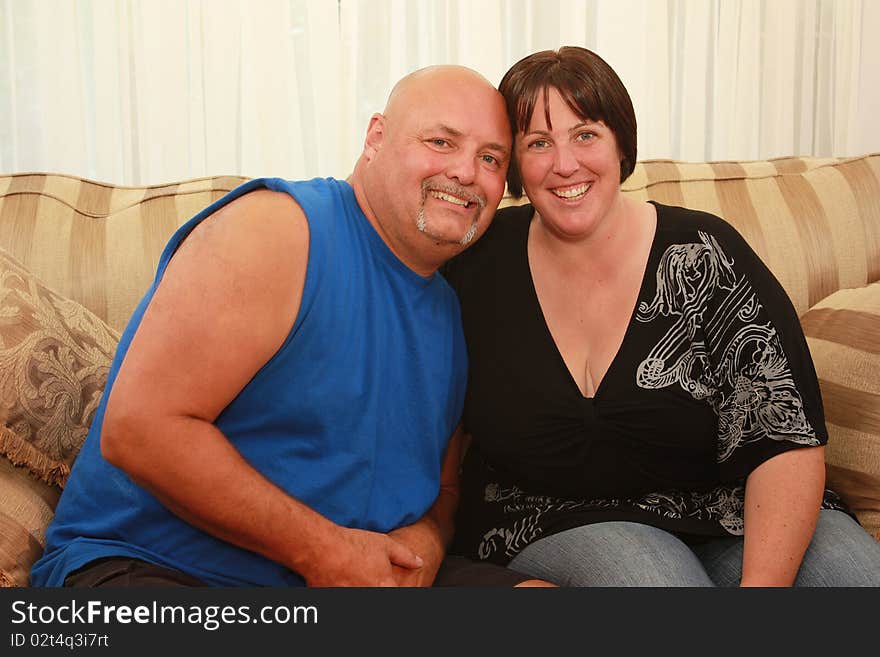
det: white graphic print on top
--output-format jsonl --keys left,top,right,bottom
{"left": 635, "top": 231, "right": 819, "bottom": 462}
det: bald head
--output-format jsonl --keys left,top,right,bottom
{"left": 374, "top": 65, "right": 511, "bottom": 166}
{"left": 383, "top": 65, "right": 498, "bottom": 119}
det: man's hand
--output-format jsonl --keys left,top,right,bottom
{"left": 301, "top": 526, "right": 424, "bottom": 587}
{"left": 387, "top": 520, "right": 446, "bottom": 587}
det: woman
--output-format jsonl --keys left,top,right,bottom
{"left": 441, "top": 46, "right": 880, "bottom": 586}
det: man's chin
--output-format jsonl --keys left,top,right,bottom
{"left": 416, "top": 215, "right": 480, "bottom": 247}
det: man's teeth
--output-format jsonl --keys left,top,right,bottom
{"left": 553, "top": 183, "right": 591, "bottom": 199}
{"left": 430, "top": 190, "right": 470, "bottom": 207}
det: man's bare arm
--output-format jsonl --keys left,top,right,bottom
{"left": 101, "top": 189, "right": 421, "bottom": 586}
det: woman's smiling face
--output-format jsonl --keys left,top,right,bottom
{"left": 516, "top": 87, "right": 625, "bottom": 241}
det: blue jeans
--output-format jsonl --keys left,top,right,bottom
{"left": 507, "top": 510, "right": 880, "bottom": 586}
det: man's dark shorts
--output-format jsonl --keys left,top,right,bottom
{"left": 62, "top": 555, "right": 532, "bottom": 587}
{"left": 432, "top": 555, "right": 534, "bottom": 587}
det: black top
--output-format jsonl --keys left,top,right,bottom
{"left": 442, "top": 202, "right": 848, "bottom": 565}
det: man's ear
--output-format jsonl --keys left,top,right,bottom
{"left": 363, "top": 113, "right": 386, "bottom": 161}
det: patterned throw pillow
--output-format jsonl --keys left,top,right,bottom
{"left": 0, "top": 246, "right": 120, "bottom": 488}
{"left": 801, "top": 282, "right": 880, "bottom": 541}
{"left": 0, "top": 246, "right": 120, "bottom": 586}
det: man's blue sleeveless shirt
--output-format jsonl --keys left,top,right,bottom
{"left": 30, "top": 178, "right": 467, "bottom": 587}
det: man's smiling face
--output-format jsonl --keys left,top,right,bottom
{"left": 359, "top": 67, "right": 511, "bottom": 271}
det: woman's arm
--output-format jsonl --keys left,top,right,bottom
{"left": 740, "top": 445, "right": 825, "bottom": 586}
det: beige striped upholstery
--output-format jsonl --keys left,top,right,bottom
{"left": 802, "top": 284, "right": 880, "bottom": 540}
{"left": 0, "top": 173, "right": 249, "bottom": 332}
{"left": 0, "top": 456, "right": 59, "bottom": 586}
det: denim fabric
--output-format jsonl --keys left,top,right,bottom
{"left": 690, "top": 509, "right": 880, "bottom": 587}
{"left": 508, "top": 510, "right": 880, "bottom": 587}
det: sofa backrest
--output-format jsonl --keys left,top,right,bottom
{"left": 0, "top": 174, "right": 248, "bottom": 332}
{"left": 1, "top": 153, "right": 878, "bottom": 331}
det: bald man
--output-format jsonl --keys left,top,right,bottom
{"left": 30, "top": 66, "right": 522, "bottom": 588}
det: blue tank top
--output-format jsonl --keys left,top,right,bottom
{"left": 30, "top": 177, "right": 467, "bottom": 587}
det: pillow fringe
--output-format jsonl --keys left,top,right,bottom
{"left": 0, "top": 425, "right": 70, "bottom": 488}
{"left": 0, "top": 570, "right": 18, "bottom": 587}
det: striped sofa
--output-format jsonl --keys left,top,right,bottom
{"left": 0, "top": 155, "right": 878, "bottom": 586}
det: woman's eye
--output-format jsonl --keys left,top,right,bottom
{"left": 577, "top": 132, "right": 595, "bottom": 142}
{"left": 528, "top": 139, "right": 549, "bottom": 149}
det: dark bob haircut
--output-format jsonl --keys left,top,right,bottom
{"left": 498, "top": 46, "right": 638, "bottom": 197}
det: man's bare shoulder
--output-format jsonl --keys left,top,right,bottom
{"left": 230, "top": 187, "right": 304, "bottom": 220}
{"left": 167, "top": 187, "right": 310, "bottom": 328}
{"left": 180, "top": 187, "right": 308, "bottom": 258}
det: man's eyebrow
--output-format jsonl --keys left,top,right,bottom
{"left": 427, "top": 124, "right": 509, "bottom": 155}
{"left": 432, "top": 124, "right": 462, "bottom": 137}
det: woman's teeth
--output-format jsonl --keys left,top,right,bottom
{"left": 552, "top": 183, "right": 591, "bottom": 199}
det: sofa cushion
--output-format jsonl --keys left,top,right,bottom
{"left": 0, "top": 455, "right": 60, "bottom": 586}
{"left": 801, "top": 282, "right": 880, "bottom": 540}
{"left": 0, "top": 245, "right": 120, "bottom": 489}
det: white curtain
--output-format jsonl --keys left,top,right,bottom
{"left": 0, "top": 0, "right": 871, "bottom": 185}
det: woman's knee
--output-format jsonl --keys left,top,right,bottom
{"left": 796, "top": 510, "right": 880, "bottom": 586}
{"left": 508, "top": 522, "right": 714, "bottom": 587}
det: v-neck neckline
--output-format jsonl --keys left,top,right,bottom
{"left": 522, "top": 201, "right": 661, "bottom": 403}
